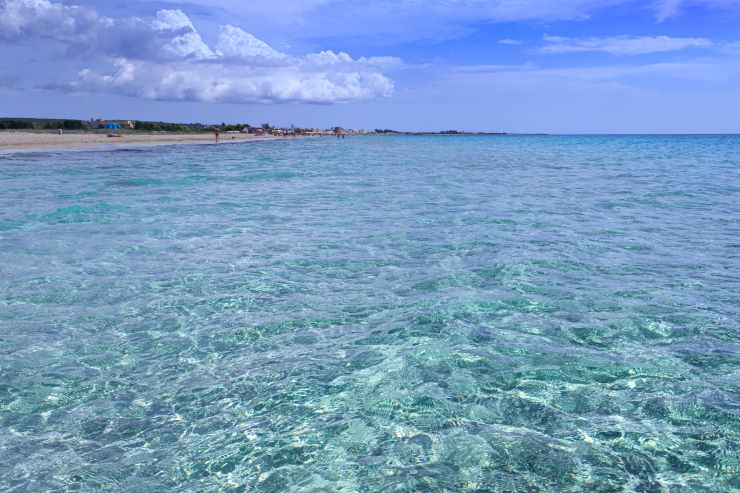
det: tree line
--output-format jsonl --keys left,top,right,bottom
{"left": 0, "top": 119, "right": 90, "bottom": 130}
{"left": 0, "top": 119, "right": 205, "bottom": 132}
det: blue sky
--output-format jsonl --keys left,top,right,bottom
{"left": 1, "top": 0, "right": 739, "bottom": 132}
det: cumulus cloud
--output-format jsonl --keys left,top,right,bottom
{"left": 215, "top": 25, "right": 287, "bottom": 61}
{"left": 0, "top": 0, "right": 399, "bottom": 103}
{"left": 150, "top": 9, "right": 214, "bottom": 60}
{"left": 0, "top": 0, "right": 101, "bottom": 42}
{"left": 539, "top": 34, "right": 713, "bottom": 56}
{"left": 72, "top": 58, "right": 393, "bottom": 104}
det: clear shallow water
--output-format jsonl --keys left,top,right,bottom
{"left": 0, "top": 135, "right": 738, "bottom": 492}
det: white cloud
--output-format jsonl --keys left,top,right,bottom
{"left": 215, "top": 25, "right": 288, "bottom": 61}
{"left": 539, "top": 35, "right": 713, "bottom": 56}
{"left": 151, "top": 9, "right": 214, "bottom": 60}
{"left": 73, "top": 58, "right": 394, "bottom": 104}
{"left": 499, "top": 39, "right": 523, "bottom": 45}
{"left": 303, "top": 50, "right": 354, "bottom": 66}
{"left": 0, "top": 0, "right": 101, "bottom": 42}
{"left": 355, "top": 57, "right": 406, "bottom": 69}
{"left": 151, "top": 8, "right": 194, "bottom": 31}
{"left": 0, "top": 0, "right": 399, "bottom": 104}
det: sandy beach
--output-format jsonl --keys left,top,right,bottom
{"left": 0, "top": 131, "right": 286, "bottom": 153}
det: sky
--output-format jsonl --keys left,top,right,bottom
{"left": 1, "top": 0, "right": 739, "bottom": 132}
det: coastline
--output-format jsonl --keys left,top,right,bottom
{"left": 0, "top": 131, "right": 291, "bottom": 154}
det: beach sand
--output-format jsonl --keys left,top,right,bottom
{"left": 0, "top": 131, "right": 286, "bottom": 153}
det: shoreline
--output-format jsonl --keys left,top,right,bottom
{"left": 0, "top": 131, "right": 295, "bottom": 154}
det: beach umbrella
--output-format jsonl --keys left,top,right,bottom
{"left": 105, "top": 122, "right": 121, "bottom": 129}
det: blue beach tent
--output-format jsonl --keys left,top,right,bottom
{"left": 105, "top": 122, "right": 121, "bottom": 129}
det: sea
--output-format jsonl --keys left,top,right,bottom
{"left": 1, "top": 135, "right": 738, "bottom": 492}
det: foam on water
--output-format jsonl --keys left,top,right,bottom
{"left": 1, "top": 135, "right": 738, "bottom": 491}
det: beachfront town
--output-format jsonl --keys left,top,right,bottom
{"left": 0, "top": 117, "right": 378, "bottom": 136}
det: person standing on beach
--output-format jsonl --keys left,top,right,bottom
{"left": 214, "top": 129, "right": 220, "bottom": 142}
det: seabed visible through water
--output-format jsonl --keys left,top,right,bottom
{"left": 0, "top": 135, "right": 738, "bottom": 491}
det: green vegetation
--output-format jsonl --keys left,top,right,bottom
{"left": 1, "top": 118, "right": 87, "bottom": 130}
{"left": 219, "top": 122, "right": 252, "bottom": 132}
{"left": 0, "top": 118, "right": 210, "bottom": 133}
{"left": 57, "top": 120, "right": 86, "bottom": 130}
{"left": 0, "top": 120, "right": 35, "bottom": 129}
{"left": 132, "top": 121, "right": 193, "bottom": 132}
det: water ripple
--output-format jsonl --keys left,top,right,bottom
{"left": 0, "top": 135, "right": 738, "bottom": 492}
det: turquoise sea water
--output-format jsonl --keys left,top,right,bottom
{"left": 0, "top": 135, "right": 738, "bottom": 492}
